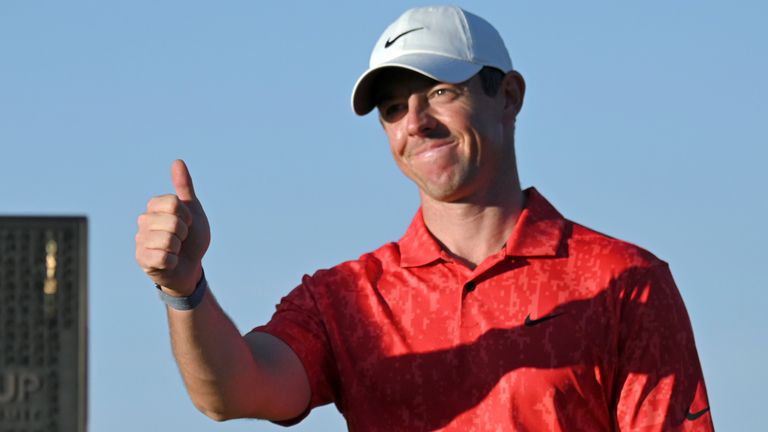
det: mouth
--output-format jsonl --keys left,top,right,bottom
{"left": 410, "top": 140, "right": 457, "bottom": 160}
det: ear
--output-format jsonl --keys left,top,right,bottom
{"left": 501, "top": 71, "right": 526, "bottom": 120}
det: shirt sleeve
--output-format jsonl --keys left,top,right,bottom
{"left": 250, "top": 273, "right": 340, "bottom": 426}
{"left": 613, "top": 262, "right": 713, "bottom": 431}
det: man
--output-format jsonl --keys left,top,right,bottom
{"left": 135, "top": 5, "right": 713, "bottom": 431}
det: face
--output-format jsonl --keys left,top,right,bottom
{"left": 376, "top": 69, "right": 518, "bottom": 204}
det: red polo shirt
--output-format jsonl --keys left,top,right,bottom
{"left": 254, "top": 188, "right": 712, "bottom": 431}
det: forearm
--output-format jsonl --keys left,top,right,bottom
{"left": 166, "top": 290, "right": 251, "bottom": 419}
{"left": 165, "top": 289, "right": 273, "bottom": 421}
{"left": 164, "top": 284, "right": 311, "bottom": 421}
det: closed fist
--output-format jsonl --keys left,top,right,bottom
{"left": 135, "top": 160, "right": 211, "bottom": 295}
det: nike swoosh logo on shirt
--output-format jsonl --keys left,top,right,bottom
{"left": 524, "top": 311, "right": 565, "bottom": 327}
{"left": 384, "top": 27, "right": 425, "bottom": 48}
{"left": 686, "top": 406, "right": 710, "bottom": 421}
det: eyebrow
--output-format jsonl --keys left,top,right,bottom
{"left": 373, "top": 88, "right": 403, "bottom": 107}
{"left": 380, "top": 80, "right": 471, "bottom": 110}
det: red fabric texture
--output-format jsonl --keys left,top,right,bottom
{"left": 254, "top": 188, "right": 712, "bottom": 431}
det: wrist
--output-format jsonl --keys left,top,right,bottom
{"left": 156, "top": 269, "right": 208, "bottom": 311}
{"left": 157, "top": 265, "right": 203, "bottom": 297}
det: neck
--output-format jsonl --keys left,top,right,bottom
{"left": 420, "top": 179, "right": 525, "bottom": 269}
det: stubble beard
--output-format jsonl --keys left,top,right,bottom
{"left": 413, "top": 163, "right": 478, "bottom": 204}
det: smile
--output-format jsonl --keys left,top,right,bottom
{"left": 411, "top": 140, "right": 457, "bottom": 160}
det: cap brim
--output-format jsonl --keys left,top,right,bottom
{"left": 351, "top": 53, "right": 483, "bottom": 116}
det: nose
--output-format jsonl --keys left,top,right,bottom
{"left": 405, "top": 94, "right": 437, "bottom": 136}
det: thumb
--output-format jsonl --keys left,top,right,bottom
{"left": 171, "top": 159, "right": 198, "bottom": 203}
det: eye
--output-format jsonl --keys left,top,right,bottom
{"left": 428, "top": 86, "right": 460, "bottom": 101}
{"left": 378, "top": 101, "right": 407, "bottom": 123}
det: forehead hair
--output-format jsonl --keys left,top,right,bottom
{"left": 372, "top": 66, "right": 505, "bottom": 106}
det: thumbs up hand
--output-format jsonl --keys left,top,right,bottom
{"left": 136, "top": 160, "right": 211, "bottom": 296}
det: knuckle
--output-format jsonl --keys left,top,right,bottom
{"left": 137, "top": 248, "right": 160, "bottom": 268}
{"left": 152, "top": 251, "right": 170, "bottom": 269}
{"left": 163, "top": 253, "right": 178, "bottom": 270}
{"left": 173, "top": 218, "right": 189, "bottom": 238}
{"left": 168, "top": 195, "right": 182, "bottom": 211}
{"left": 136, "top": 249, "right": 156, "bottom": 269}
{"left": 146, "top": 196, "right": 164, "bottom": 211}
{"left": 171, "top": 235, "right": 182, "bottom": 252}
{"left": 148, "top": 194, "right": 178, "bottom": 213}
{"left": 151, "top": 213, "right": 175, "bottom": 233}
{"left": 161, "top": 232, "right": 177, "bottom": 250}
{"left": 150, "top": 231, "right": 170, "bottom": 250}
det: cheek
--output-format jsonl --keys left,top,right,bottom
{"left": 385, "top": 131, "right": 415, "bottom": 177}
{"left": 468, "top": 113, "right": 503, "bottom": 148}
{"left": 388, "top": 143, "right": 413, "bottom": 180}
{"left": 385, "top": 127, "right": 407, "bottom": 157}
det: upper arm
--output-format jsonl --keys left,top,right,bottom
{"left": 614, "top": 263, "right": 713, "bottom": 431}
{"left": 243, "top": 331, "right": 312, "bottom": 422}
{"left": 247, "top": 273, "right": 342, "bottom": 423}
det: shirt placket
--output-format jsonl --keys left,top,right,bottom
{"left": 452, "top": 249, "right": 509, "bottom": 343}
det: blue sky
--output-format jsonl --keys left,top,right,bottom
{"left": 1, "top": 1, "right": 766, "bottom": 430}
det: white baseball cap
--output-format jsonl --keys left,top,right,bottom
{"left": 351, "top": 5, "right": 513, "bottom": 116}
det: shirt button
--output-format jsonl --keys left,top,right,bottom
{"left": 464, "top": 281, "right": 477, "bottom": 292}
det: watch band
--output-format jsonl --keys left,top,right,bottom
{"left": 156, "top": 270, "right": 208, "bottom": 311}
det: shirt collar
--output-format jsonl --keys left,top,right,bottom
{"left": 398, "top": 187, "right": 567, "bottom": 268}
{"left": 503, "top": 187, "right": 567, "bottom": 258}
{"left": 398, "top": 208, "right": 445, "bottom": 267}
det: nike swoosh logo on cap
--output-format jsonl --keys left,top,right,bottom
{"left": 384, "top": 27, "right": 425, "bottom": 48}
{"left": 524, "top": 311, "right": 565, "bottom": 327}
{"left": 686, "top": 406, "right": 710, "bottom": 421}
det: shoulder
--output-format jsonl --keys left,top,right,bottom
{"left": 523, "top": 188, "right": 666, "bottom": 273}
{"left": 300, "top": 242, "right": 402, "bottom": 291}
{"left": 562, "top": 222, "right": 685, "bottom": 325}
{"left": 567, "top": 220, "right": 666, "bottom": 269}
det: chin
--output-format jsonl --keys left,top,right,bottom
{"left": 419, "top": 183, "right": 470, "bottom": 203}
{"left": 418, "top": 171, "right": 476, "bottom": 202}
